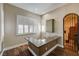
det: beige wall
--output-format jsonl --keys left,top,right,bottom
{"left": 4, "top": 4, "right": 41, "bottom": 48}
{"left": 42, "top": 3, "right": 79, "bottom": 46}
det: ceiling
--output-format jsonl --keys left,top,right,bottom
{"left": 10, "top": 3, "right": 67, "bottom": 15}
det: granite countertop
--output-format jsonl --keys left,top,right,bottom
{"left": 25, "top": 33, "right": 60, "bottom": 47}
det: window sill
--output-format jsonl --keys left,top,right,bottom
{"left": 16, "top": 33, "right": 36, "bottom": 36}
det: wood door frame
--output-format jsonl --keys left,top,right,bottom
{"left": 63, "top": 13, "right": 79, "bottom": 53}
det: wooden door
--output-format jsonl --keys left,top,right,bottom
{"left": 64, "top": 13, "right": 78, "bottom": 55}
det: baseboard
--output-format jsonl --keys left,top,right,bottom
{"left": 0, "top": 42, "right": 28, "bottom": 56}
{"left": 4, "top": 42, "right": 28, "bottom": 51}
{"left": 28, "top": 44, "right": 59, "bottom": 56}
{"left": 0, "top": 49, "right": 5, "bottom": 56}
{"left": 57, "top": 44, "right": 64, "bottom": 48}
{"left": 42, "top": 44, "right": 58, "bottom": 56}
{"left": 28, "top": 47, "right": 37, "bottom": 56}
{"left": 1, "top": 43, "right": 64, "bottom": 56}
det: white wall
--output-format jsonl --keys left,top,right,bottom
{"left": 42, "top": 3, "right": 79, "bottom": 46}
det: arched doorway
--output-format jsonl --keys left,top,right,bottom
{"left": 63, "top": 13, "right": 78, "bottom": 55}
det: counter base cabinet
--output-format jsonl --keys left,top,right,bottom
{"left": 28, "top": 39, "right": 57, "bottom": 56}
